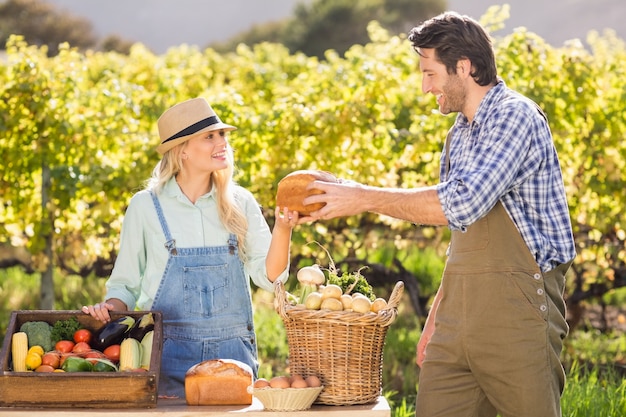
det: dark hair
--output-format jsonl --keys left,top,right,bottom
{"left": 408, "top": 11, "right": 497, "bottom": 86}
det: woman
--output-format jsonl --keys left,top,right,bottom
{"left": 82, "top": 97, "right": 299, "bottom": 398}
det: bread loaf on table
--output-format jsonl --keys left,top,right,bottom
{"left": 276, "top": 169, "right": 338, "bottom": 215}
{"left": 185, "top": 359, "right": 253, "bottom": 405}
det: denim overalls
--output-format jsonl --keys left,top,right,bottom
{"left": 149, "top": 191, "right": 258, "bottom": 398}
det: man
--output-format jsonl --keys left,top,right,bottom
{"left": 303, "top": 11, "right": 576, "bottom": 417}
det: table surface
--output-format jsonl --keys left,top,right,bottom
{"left": 0, "top": 396, "right": 391, "bottom": 416}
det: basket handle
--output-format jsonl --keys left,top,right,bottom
{"left": 385, "top": 280, "right": 404, "bottom": 311}
{"left": 274, "top": 280, "right": 290, "bottom": 320}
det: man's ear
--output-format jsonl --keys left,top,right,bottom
{"left": 457, "top": 58, "right": 472, "bottom": 78}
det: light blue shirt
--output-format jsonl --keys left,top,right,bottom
{"left": 105, "top": 177, "right": 288, "bottom": 310}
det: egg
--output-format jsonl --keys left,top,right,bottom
{"left": 254, "top": 378, "right": 270, "bottom": 388}
{"left": 305, "top": 375, "right": 322, "bottom": 387}
{"left": 269, "top": 375, "right": 291, "bottom": 389}
{"left": 291, "top": 378, "right": 308, "bottom": 388}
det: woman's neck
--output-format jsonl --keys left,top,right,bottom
{"left": 175, "top": 172, "right": 212, "bottom": 204}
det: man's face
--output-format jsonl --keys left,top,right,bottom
{"left": 418, "top": 48, "right": 466, "bottom": 115}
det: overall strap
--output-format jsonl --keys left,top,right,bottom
{"left": 443, "top": 127, "right": 454, "bottom": 181}
{"left": 149, "top": 190, "right": 177, "bottom": 255}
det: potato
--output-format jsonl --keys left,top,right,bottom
{"left": 321, "top": 284, "right": 342, "bottom": 300}
{"left": 351, "top": 296, "right": 372, "bottom": 313}
{"left": 320, "top": 297, "right": 343, "bottom": 311}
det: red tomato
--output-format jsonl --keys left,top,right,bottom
{"left": 41, "top": 351, "right": 61, "bottom": 369}
{"left": 73, "top": 329, "right": 92, "bottom": 344}
{"left": 55, "top": 340, "right": 75, "bottom": 353}
{"left": 59, "top": 352, "right": 78, "bottom": 366}
{"left": 103, "top": 344, "right": 121, "bottom": 363}
{"left": 72, "top": 341, "right": 91, "bottom": 354}
{"left": 84, "top": 350, "right": 106, "bottom": 364}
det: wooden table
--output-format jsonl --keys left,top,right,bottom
{"left": 0, "top": 396, "right": 391, "bottom": 416}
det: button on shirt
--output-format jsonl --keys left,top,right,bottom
{"left": 105, "top": 178, "right": 288, "bottom": 310}
{"left": 436, "top": 81, "right": 576, "bottom": 272}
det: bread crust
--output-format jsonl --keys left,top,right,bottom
{"left": 185, "top": 359, "right": 253, "bottom": 405}
{"left": 276, "top": 170, "right": 337, "bottom": 215}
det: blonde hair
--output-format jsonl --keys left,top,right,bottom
{"left": 145, "top": 143, "right": 249, "bottom": 260}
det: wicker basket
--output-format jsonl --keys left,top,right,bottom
{"left": 253, "top": 386, "right": 324, "bottom": 411}
{"left": 274, "top": 280, "right": 404, "bottom": 406}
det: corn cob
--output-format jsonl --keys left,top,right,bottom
{"left": 140, "top": 330, "right": 153, "bottom": 370}
{"left": 119, "top": 337, "right": 142, "bottom": 371}
{"left": 11, "top": 332, "right": 28, "bottom": 372}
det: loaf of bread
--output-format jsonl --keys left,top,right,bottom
{"left": 185, "top": 359, "right": 253, "bottom": 406}
{"left": 276, "top": 170, "right": 337, "bottom": 215}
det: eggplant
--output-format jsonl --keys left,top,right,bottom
{"left": 92, "top": 316, "right": 135, "bottom": 351}
{"left": 128, "top": 312, "right": 155, "bottom": 341}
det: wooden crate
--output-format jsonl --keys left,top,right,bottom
{"left": 0, "top": 310, "right": 163, "bottom": 409}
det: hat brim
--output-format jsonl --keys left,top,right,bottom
{"left": 156, "top": 123, "right": 237, "bottom": 155}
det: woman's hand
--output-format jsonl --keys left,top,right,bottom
{"left": 274, "top": 206, "right": 300, "bottom": 229}
{"left": 81, "top": 299, "right": 126, "bottom": 323}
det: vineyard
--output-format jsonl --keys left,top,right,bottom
{"left": 1, "top": 9, "right": 625, "bottom": 343}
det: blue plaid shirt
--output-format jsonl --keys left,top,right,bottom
{"left": 436, "top": 81, "right": 576, "bottom": 272}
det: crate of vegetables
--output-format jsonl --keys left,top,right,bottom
{"left": 274, "top": 260, "right": 404, "bottom": 406}
{"left": 0, "top": 310, "right": 162, "bottom": 409}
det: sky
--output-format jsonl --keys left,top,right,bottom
{"left": 46, "top": 0, "right": 307, "bottom": 54}
{"left": 44, "top": 0, "right": 625, "bottom": 53}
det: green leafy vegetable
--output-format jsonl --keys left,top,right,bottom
{"left": 327, "top": 269, "right": 375, "bottom": 301}
{"left": 50, "top": 317, "right": 82, "bottom": 343}
{"left": 19, "top": 321, "right": 53, "bottom": 352}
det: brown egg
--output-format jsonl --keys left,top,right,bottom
{"left": 305, "top": 375, "right": 322, "bottom": 387}
{"left": 289, "top": 373, "right": 304, "bottom": 383}
{"left": 269, "top": 376, "right": 290, "bottom": 389}
{"left": 254, "top": 378, "right": 270, "bottom": 388}
{"left": 291, "top": 378, "right": 308, "bottom": 388}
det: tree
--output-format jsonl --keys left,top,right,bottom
{"left": 0, "top": 0, "right": 137, "bottom": 56}
{"left": 211, "top": 0, "right": 445, "bottom": 58}
{"left": 0, "top": 0, "right": 97, "bottom": 56}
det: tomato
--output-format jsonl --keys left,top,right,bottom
{"left": 103, "top": 344, "right": 121, "bottom": 363}
{"left": 35, "top": 364, "right": 56, "bottom": 372}
{"left": 59, "top": 352, "right": 78, "bottom": 366}
{"left": 84, "top": 350, "right": 106, "bottom": 364}
{"left": 55, "top": 340, "right": 75, "bottom": 354}
{"left": 41, "top": 351, "right": 61, "bottom": 369}
{"left": 72, "top": 341, "right": 91, "bottom": 354}
{"left": 73, "top": 329, "right": 92, "bottom": 344}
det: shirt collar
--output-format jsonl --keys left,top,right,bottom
{"left": 456, "top": 79, "right": 507, "bottom": 128}
{"left": 163, "top": 176, "right": 216, "bottom": 201}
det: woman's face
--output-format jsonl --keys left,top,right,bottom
{"left": 182, "top": 129, "right": 229, "bottom": 174}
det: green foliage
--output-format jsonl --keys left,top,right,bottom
{"left": 0, "top": 8, "right": 625, "bottom": 378}
{"left": 49, "top": 316, "right": 81, "bottom": 344}
{"left": 252, "top": 290, "right": 289, "bottom": 379}
{"left": 562, "top": 329, "right": 626, "bottom": 368}
{"left": 212, "top": 0, "right": 445, "bottom": 58}
{"left": 327, "top": 269, "right": 376, "bottom": 300}
{"left": 562, "top": 362, "right": 626, "bottom": 417}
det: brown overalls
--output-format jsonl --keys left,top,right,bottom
{"left": 415, "top": 201, "right": 571, "bottom": 417}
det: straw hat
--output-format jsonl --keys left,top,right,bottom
{"left": 156, "top": 98, "right": 237, "bottom": 155}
